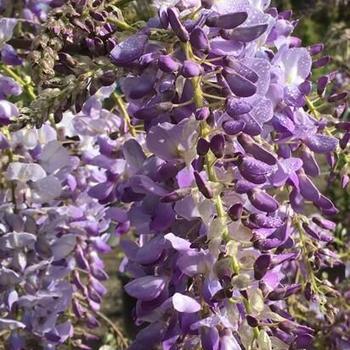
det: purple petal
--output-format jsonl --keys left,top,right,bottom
{"left": 298, "top": 173, "right": 320, "bottom": 202}
{"left": 135, "top": 236, "right": 166, "bottom": 265}
{"left": 304, "top": 134, "right": 338, "bottom": 153}
{"left": 125, "top": 276, "right": 167, "bottom": 301}
{"left": 206, "top": 12, "right": 248, "bottom": 29}
{"left": 222, "top": 69, "right": 257, "bottom": 97}
{"left": 222, "top": 120, "right": 246, "bottom": 135}
{"left": 172, "top": 293, "right": 201, "bottom": 313}
{"left": 222, "top": 24, "right": 268, "bottom": 42}
{"left": 190, "top": 27, "right": 210, "bottom": 51}
{"left": 110, "top": 35, "right": 148, "bottom": 65}
{"left": 248, "top": 190, "right": 279, "bottom": 213}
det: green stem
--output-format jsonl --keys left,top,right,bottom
{"left": 112, "top": 92, "right": 136, "bottom": 137}
{"left": 108, "top": 18, "right": 136, "bottom": 32}
{"left": 243, "top": 298, "right": 260, "bottom": 340}
{"left": 179, "top": 42, "right": 239, "bottom": 274}
{"left": 306, "top": 96, "right": 320, "bottom": 119}
{"left": 1, "top": 65, "right": 36, "bottom": 101}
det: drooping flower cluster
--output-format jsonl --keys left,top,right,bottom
{"left": 0, "top": 0, "right": 349, "bottom": 349}
{"left": 107, "top": 1, "right": 348, "bottom": 349}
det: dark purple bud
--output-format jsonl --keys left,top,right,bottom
{"left": 45, "top": 333, "right": 61, "bottom": 343}
{"left": 270, "top": 305, "right": 293, "bottom": 320}
{"left": 316, "top": 195, "right": 337, "bottom": 212}
{"left": 200, "top": 327, "right": 220, "bottom": 350}
{"left": 181, "top": 60, "right": 203, "bottom": 77}
{"left": 193, "top": 156, "right": 205, "bottom": 172}
{"left": 197, "top": 138, "right": 210, "bottom": 156}
{"left": 158, "top": 160, "right": 185, "bottom": 180}
{"left": 228, "top": 203, "right": 243, "bottom": 221}
{"left": 303, "top": 222, "right": 333, "bottom": 243}
{"left": 301, "top": 149, "right": 320, "bottom": 177}
{"left": 298, "top": 172, "right": 320, "bottom": 202}
{"left": 88, "top": 286, "right": 102, "bottom": 304}
{"left": 90, "top": 10, "right": 105, "bottom": 21}
{"left": 190, "top": 27, "right": 210, "bottom": 51}
{"left": 206, "top": 12, "right": 248, "bottom": 29}
{"left": 334, "top": 107, "right": 348, "bottom": 121}
{"left": 75, "top": 246, "right": 90, "bottom": 270}
{"left": 134, "top": 102, "right": 173, "bottom": 121}
{"left": 86, "top": 37, "right": 105, "bottom": 56}
{"left": 254, "top": 254, "right": 271, "bottom": 280}
{"left": 234, "top": 179, "right": 255, "bottom": 194}
{"left": 222, "top": 120, "right": 246, "bottom": 135}
{"left": 106, "top": 38, "right": 117, "bottom": 52}
{"left": 271, "top": 328, "right": 293, "bottom": 345}
{"left": 248, "top": 190, "right": 279, "bottom": 213}
{"left": 90, "top": 265, "right": 108, "bottom": 281}
{"left": 246, "top": 315, "right": 259, "bottom": 328}
{"left": 224, "top": 58, "right": 259, "bottom": 83}
{"left": 210, "top": 134, "right": 225, "bottom": 158}
{"left": 58, "top": 52, "right": 76, "bottom": 67}
{"left": 217, "top": 73, "right": 232, "bottom": 97}
{"left": 158, "top": 55, "right": 180, "bottom": 73}
{"left": 167, "top": 8, "right": 190, "bottom": 42}
{"left": 223, "top": 68, "right": 257, "bottom": 97}
{"left": 299, "top": 80, "right": 312, "bottom": 95}
{"left": 317, "top": 75, "right": 328, "bottom": 96}
{"left": 226, "top": 98, "right": 253, "bottom": 116}
{"left": 340, "top": 132, "right": 350, "bottom": 150}
{"left": 312, "top": 56, "right": 331, "bottom": 69}
{"left": 308, "top": 43, "right": 324, "bottom": 56}
{"left": 194, "top": 171, "right": 213, "bottom": 199}
{"left": 158, "top": 7, "right": 169, "bottom": 28}
{"left": 99, "top": 70, "right": 117, "bottom": 86}
{"left": 190, "top": 235, "right": 208, "bottom": 250}
{"left": 312, "top": 217, "right": 336, "bottom": 230}
{"left": 328, "top": 92, "right": 348, "bottom": 103}
{"left": 72, "top": 299, "right": 86, "bottom": 318}
{"left": 195, "top": 107, "right": 210, "bottom": 121}
{"left": 293, "top": 334, "right": 314, "bottom": 349}
{"left": 326, "top": 152, "right": 336, "bottom": 168}
{"left": 304, "top": 282, "right": 314, "bottom": 301}
{"left": 110, "top": 35, "right": 148, "bottom": 65}
{"left": 237, "top": 134, "right": 277, "bottom": 165}
{"left": 90, "top": 277, "right": 107, "bottom": 297}
{"left": 221, "top": 24, "right": 268, "bottom": 42}
{"left": 86, "top": 314, "right": 100, "bottom": 329}
{"left": 215, "top": 258, "right": 234, "bottom": 281}
{"left": 268, "top": 284, "right": 302, "bottom": 300}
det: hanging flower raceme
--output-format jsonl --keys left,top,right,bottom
{"left": 104, "top": 0, "right": 348, "bottom": 349}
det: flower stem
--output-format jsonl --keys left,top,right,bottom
{"left": 112, "top": 92, "right": 136, "bottom": 137}
{"left": 0, "top": 64, "right": 36, "bottom": 101}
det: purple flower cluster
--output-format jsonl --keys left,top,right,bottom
{"left": 0, "top": 0, "right": 349, "bottom": 349}
{"left": 107, "top": 0, "right": 347, "bottom": 348}
{"left": 0, "top": 88, "right": 119, "bottom": 348}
